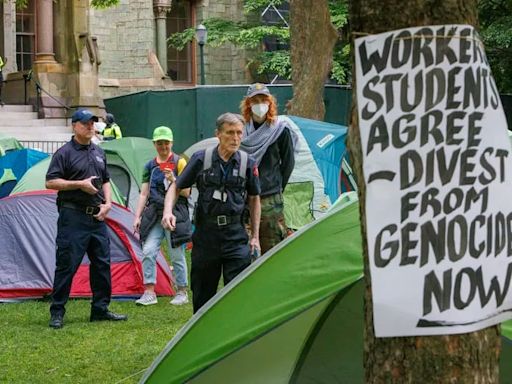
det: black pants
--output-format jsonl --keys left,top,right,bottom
{"left": 191, "top": 222, "right": 251, "bottom": 313}
{"left": 50, "top": 207, "right": 111, "bottom": 317}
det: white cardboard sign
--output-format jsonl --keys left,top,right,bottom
{"left": 355, "top": 25, "right": 512, "bottom": 337}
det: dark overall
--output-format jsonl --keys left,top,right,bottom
{"left": 46, "top": 139, "right": 111, "bottom": 317}
{"left": 177, "top": 149, "right": 260, "bottom": 313}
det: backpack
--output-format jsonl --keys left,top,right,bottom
{"left": 203, "top": 146, "right": 248, "bottom": 178}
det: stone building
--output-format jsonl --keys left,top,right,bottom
{"left": 0, "top": 0, "right": 253, "bottom": 117}
{"left": 90, "top": 0, "right": 252, "bottom": 98}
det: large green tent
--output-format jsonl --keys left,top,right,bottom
{"left": 11, "top": 137, "right": 156, "bottom": 209}
{"left": 10, "top": 156, "right": 125, "bottom": 205}
{"left": 142, "top": 194, "right": 512, "bottom": 383}
{"left": 100, "top": 137, "right": 156, "bottom": 211}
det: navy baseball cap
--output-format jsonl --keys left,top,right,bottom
{"left": 71, "top": 109, "right": 99, "bottom": 123}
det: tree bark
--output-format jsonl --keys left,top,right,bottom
{"left": 348, "top": 0, "right": 502, "bottom": 383}
{"left": 288, "top": 0, "right": 338, "bottom": 120}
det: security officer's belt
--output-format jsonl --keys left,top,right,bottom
{"left": 202, "top": 214, "right": 241, "bottom": 226}
{"left": 60, "top": 201, "right": 100, "bottom": 215}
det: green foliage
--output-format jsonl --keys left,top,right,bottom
{"left": 243, "top": 0, "right": 287, "bottom": 13}
{"left": 14, "top": 0, "right": 28, "bottom": 9}
{"left": 479, "top": 0, "right": 512, "bottom": 93}
{"left": 167, "top": 0, "right": 350, "bottom": 84}
{"left": 328, "top": 0, "right": 348, "bottom": 29}
{"left": 331, "top": 44, "right": 350, "bottom": 84}
{"left": 252, "top": 50, "right": 291, "bottom": 78}
{"left": 168, "top": 19, "right": 289, "bottom": 50}
{"left": 90, "top": 0, "right": 121, "bottom": 8}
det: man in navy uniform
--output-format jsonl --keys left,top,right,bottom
{"left": 45, "top": 109, "right": 127, "bottom": 329}
{"left": 162, "top": 112, "right": 261, "bottom": 313}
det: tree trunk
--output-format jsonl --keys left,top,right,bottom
{"left": 288, "top": 0, "right": 338, "bottom": 120}
{"left": 348, "top": 0, "right": 502, "bottom": 383}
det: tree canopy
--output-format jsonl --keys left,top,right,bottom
{"left": 479, "top": 0, "right": 512, "bottom": 93}
{"left": 168, "top": 0, "right": 511, "bottom": 93}
{"left": 168, "top": 0, "right": 350, "bottom": 84}
{"left": 11, "top": 0, "right": 508, "bottom": 93}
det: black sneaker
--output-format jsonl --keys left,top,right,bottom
{"left": 49, "top": 314, "right": 64, "bottom": 329}
{"left": 90, "top": 311, "right": 128, "bottom": 322}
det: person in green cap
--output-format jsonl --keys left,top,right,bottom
{"left": 133, "top": 126, "right": 192, "bottom": 306}
{"left": 0, "top": 55, "right": 6, "bottom": 106}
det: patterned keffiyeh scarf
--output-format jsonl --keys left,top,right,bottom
{"left": 240, "top": 117, "right": 299, "bottom": 165}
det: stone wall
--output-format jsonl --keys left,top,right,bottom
{"left": 89, "top": 0, "right": 170, "bottom": 98}
{"left": 89, "top": 0, "right": 253, "bottom": 98}
{"left": 196, "top": 0, "right": 253, "bottom": 85}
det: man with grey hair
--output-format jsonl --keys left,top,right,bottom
{"left": 162, "top": 112, "right": 261, "bottom": 313}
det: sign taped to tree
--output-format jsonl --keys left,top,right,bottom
{"left": 355, "top": 25, "right": 512, "bottom": 337}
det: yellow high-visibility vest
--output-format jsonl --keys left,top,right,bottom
{"left": 103, "top": 123, "right": 123, "bottom": 140}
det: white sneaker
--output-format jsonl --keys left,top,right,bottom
{"left": 170, "top": 291, "right": 189, "bottom": 306}
{"left": 135, "top": 292, "right": 157, "bottom": 306}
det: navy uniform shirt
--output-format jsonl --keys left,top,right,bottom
{"left": 177, "top": 148, "right": 260, "bottom": 218}
{"left": 46, "top": 138, "right": 110, "bottom": 207}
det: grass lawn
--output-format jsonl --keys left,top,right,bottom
{"left": 0, "top": 297, "right": 192, "bottom": 383}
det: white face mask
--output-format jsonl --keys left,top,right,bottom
{"left": 251, "top": 103, "right": 269, "bottom": 118}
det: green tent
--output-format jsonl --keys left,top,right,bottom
{"left": 11, "top": 137, "right": 156, "bottom": 210}
{"left": 142, "top": 194, "right": 512, "bottom": 383}
{"left": 100, "top": 137, "right": 156, "bottom": 211}
{"left": 10, "top": 156, "right": 125, "bottom": 205}
{"left": 0, "top": 134, "right": 23, "bottom": 156}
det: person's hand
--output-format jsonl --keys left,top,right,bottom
{"left": 133, "top": 216, "right": 141, "bottom": 233}
{"left": 81, "top": 176, "right": 100, "bottom": 195}
{"left": 249, "top": 237, "right": 261, "bottom": 260}
{"left": 161, "top": 213, "right": 176, "bottom": 231}
{"left": 94, "top": 203, "right": 111, "bottom": 221}
{"left": 163, "top": 169, "right": 176, "bottom": 183}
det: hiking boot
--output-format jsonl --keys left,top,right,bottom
{"left": 49, "top": 314, "right": 64, "bottom": 329}
{"left": 170, "top": 290, "right": 189, "bottom": 306}
{"left": 135, "top": 292, "right": 158, "bottom": 306}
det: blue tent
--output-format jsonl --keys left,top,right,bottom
{"left": 288, "top": 116, "right": 355, "bottom": 202}
{"left": 0, "top": 149, "right": 48, "bottom": 197}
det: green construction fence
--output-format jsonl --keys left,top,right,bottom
{"left": 104, "top": 85, "right": 352, "bottom": 153}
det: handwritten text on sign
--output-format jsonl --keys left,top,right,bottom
{"left": 355, "top": 25, "right": 512, "bottom": 337}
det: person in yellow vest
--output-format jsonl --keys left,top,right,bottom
{"left": 0, "top": 55, "right": 6, "bottom": 106}
{"left": 102, "top": 113, "right": 123, "bottom": 140}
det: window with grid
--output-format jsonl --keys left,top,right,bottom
{"left": 261, "top": 2, "right": 290, "bottom": 51}
{"left": 166, "top": 1, "right": 193, "bottom": 83}
{"left": 16, "top": 0, "right": 36, "bottom": 71}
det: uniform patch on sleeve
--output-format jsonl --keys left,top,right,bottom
{"left": 253, "top": 165, "right": 259, "bottom": 177}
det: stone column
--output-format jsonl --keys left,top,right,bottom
{"left": 153, "top": 1, "right": 172, "bottom": 75}
{"left": 35, "top": 0, "right": 56, "bottom": 63}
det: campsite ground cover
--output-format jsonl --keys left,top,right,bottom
{"left": 0, "top": 296, "right": 192, "bottom": 383}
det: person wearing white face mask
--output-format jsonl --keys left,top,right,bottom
{"left": 239, "top": 83, "right": 297, "bottom": 254}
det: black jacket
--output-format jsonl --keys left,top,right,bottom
{"left": 139, "top": 196, "right": 191, "bottom": 247}
{"left": 258, "top": 128, "right": 295, "bottom": 196}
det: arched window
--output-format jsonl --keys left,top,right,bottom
{"left": 16, "top": 0, "right": 36, "bottom": 71}
{"left": 166, "top": 1, "right": 194, "bottom": 83}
